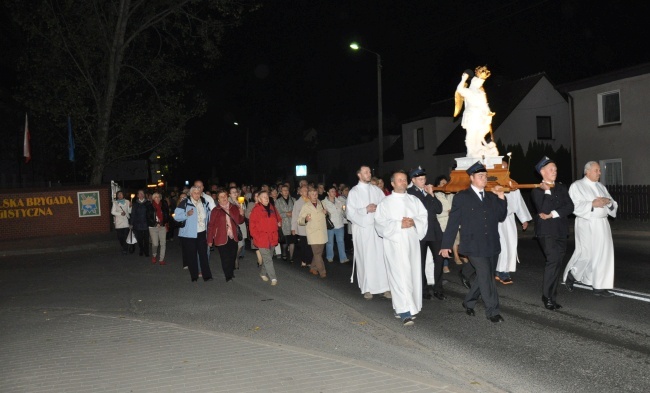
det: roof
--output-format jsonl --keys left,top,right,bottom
{"left": 434, "top": 73, "right": 546, "bottom": 156}
{"left": 556, "top": 62, "right": 650, "bottom": 93}
{"left": 403, "top": 98, "right": 455, "bottom": 123}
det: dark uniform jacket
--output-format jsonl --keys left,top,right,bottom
{"left": 407, "top": 186, "right": 443, "bottom": 241}
{"left": 531, "top": 183, "right": 574, "bottom": 237}
{"left": 441, "top": 187, "right": 507, "bottom": 257}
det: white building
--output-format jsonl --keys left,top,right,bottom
{"left": 558, "top": 63, "right": 650, "bottom": 185}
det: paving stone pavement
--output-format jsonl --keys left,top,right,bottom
{"left": 0, "top": 311, "right": 466, "bottom": 393}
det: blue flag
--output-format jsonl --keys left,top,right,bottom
{"left": 68, "top": 116, "right": 75, "bottom": 162}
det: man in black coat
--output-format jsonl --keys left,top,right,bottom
{"left": 531, "top": 156, "right": 575, "bottom": 310}
{"left": 440, "top": 162, "right": 508, "bottom": 322}
{"left": 407, "top": 167, "right": 446, "bottom": 300}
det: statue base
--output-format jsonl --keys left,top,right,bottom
{"left": 454, "top": 156, "right": 504, "bottom": 170}
{"left": 436, "top": 156, "right": 515, "bottom": 193}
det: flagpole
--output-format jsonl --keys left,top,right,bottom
{"left": 17, "top": 123, "right": 22, "bottom": 187}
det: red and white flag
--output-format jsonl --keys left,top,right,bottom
{"left": 23, "top": 113, "right": 31, "bottom": 163}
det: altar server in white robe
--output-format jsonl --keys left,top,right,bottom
{"left": 347, "top": 165, "right": 391, "bottom": 300}
{"left": 564, "top": 161, "right": 618, "bottom": 297}
{"left": 375, "top": 171, "right": 428, "bottom": 326}
{"left": 495, "top": 160, "right": 532, "bottom": 284}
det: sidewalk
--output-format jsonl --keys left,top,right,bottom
{"left": 1, "top": 311, "right": 459, "bottom": 393}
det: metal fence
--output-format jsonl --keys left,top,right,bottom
{"left": 607, "top": 185, "right": 650, "bottom": 221}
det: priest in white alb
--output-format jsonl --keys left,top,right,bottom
{"left": 563, "top": 161, "right": 618, "bottom": 297}
{"left": 346, "top": 165, "right": 391, "bottom": 300}
{"left": 375, "top": 170, "right": 428, "bottom": 326}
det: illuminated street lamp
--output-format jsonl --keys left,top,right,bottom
{"left": 350, "top": 42, "right": 383, "bottom": 176}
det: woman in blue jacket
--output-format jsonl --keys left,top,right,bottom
{"left": 175, "top": 186, "right": 213, "bottom": 282}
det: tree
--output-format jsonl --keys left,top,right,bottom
{"left": 8, "top": 0, "right": 255, "bottom": 184}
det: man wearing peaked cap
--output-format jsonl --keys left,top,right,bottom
{"left": 535, "top": 156, "right": 554, "bottom": 174}
{"left": 440, "top": 161, "right": 508, "bottom": 323}
{"left": 466, "top": 161, "right": 487, "bottom": 175}
{"left": 531, "top": 156, "right": 574, "bottom": 310}
{"left": 406, "top": 166, "right": 446, "bottom": 301}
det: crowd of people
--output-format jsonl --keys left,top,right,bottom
{"left": 111, "top": 158, "right": 618, "bottom": 327}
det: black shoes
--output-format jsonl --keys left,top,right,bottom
{"left": 459, "top": 271, "right": 471, "bottom": 289}
{"left": 542, "top": 295, "right": 563, "bottom": 310}
{"left": 462, "top": 302, "right": 475, "bottom": 316}
{"left": 593, "top": 289, "right": 615, "bottom": 297}
{"left": 203, "top": 277, "right": 213, "bottom": 282}
{"left": 487, "top": 314, "right": 504, "bottom": 323}
{"left": 565, "top": 272, "right": 576, "bottom": 292}
{"left": 433, "top": 291, "right": 447, "bottom": 300}
{"left": 422, "top": 293, "right": 432, "bottom": 300}
{"left": 542, "top": 295, "right": 556, "bottom": 310}
{"left": 403, "top": 318, "right": 415, "bottom": 326}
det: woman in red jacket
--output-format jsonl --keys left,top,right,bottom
{"left": 249, "top": 191, "right": 282, "bottom": 285}
{"left": 207, "top": 190, "right": 245, "bottom": 282}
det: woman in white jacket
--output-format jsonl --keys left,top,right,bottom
{"left": 111, "top": 191, "right": 132, "bottom": 254}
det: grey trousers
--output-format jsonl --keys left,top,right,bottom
{"left": 259, "top": 248, "right": 277, "bottom": 280}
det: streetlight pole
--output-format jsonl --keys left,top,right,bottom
{"left": 350, "top": 42, "right": 383, "bottom": 176}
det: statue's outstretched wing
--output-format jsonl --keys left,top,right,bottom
{"left": 453, "top": 85, "right": 466, "bottom": 117}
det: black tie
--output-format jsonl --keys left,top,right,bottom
{"left": 479, "top": 191, "right": 484, "bottom": 201}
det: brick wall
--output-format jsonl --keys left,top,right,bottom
{"left": 0, "top": 187, "right": 111, "bottom": 240}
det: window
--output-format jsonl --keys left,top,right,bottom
{"left": 413, "top": 128, "right": 424, "bottom": 150}
{"left": 536, "top": 116, "right": 552, "bottom": 139}
{"left": 599, "top": 159, "right": 623, "bottom": 186}
{"left": 597, "top": 90, "right": 621, "bottom": 126}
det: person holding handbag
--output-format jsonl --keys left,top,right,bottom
{"left": 207, "top": 190, "right": 245, "bottom": 282}
{"left": 298, "top": 189, "right": 329, "bottom": 278}
{"left": 249, "top": 191, "right": 282, "bottom": 285}
{"left": 111, "top": 191, "right": 132, "bottom": 255}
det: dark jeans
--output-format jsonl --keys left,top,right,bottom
{"left": 134, "top": 229, "right": 149, "bottom": 256}
{"left": 116, "top": 228, "right": 130, "bottom": 252}
{"left": 181, "top": 232, "right": 211, "bottom": 281}
{"left": 538, "top": 235, "right": 568, "bottom": 302}
{"left": 296, "top": 235, "right": 313, "bottom": 264}
{"left": 420, "top": 239, "right": 443, "bottom": 293}
{"left": 217, "top": 238, "right": 238, "bottom": 281}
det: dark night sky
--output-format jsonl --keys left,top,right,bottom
{"left": 204, "top": 0, "right": 650, "bottom": 135}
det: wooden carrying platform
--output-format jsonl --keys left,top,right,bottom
{"left": 433, "top": 164, "right": 546, "bottom": 193}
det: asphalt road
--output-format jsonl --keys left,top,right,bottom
{"left": 1, "top": 232, "right": 649, "bottom": 393}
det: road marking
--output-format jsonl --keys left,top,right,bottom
{"left": 572, "top": 283, "right": 650, "bottom": 302}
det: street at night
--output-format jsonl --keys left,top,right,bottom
{"left": 1, "top": 222, "right": 648, "bottom": 392}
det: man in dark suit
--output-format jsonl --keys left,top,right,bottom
{"left": 531, "top": 156, "right": 574, "bottom": 310}
{"left": 440, "top": 162, "right": 508, "bottom": 322}
{"left": 407, "top": 167, "right": 445, "bottom": 300}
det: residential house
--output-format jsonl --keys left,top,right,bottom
{"left": 558, "top": 63, "right": 650, "bottom": 185}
